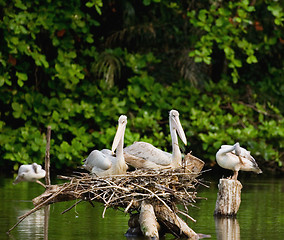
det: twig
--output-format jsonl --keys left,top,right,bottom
{"left": 92, "top": 185, "right": 130, "bottom": 192}
{"left": 132, "top": 183, "right": 173, "bottom": 213}
{"left": 124, "top": 199, "right": 134, "bottom": 213}
{"left": 45, "top": 126, "right": 51, "bottom": 186}
{"left": 61, "top": 199, "right": 83, "bottom": 214}
{"left": 177, "top": 210, "right": 196, "bottom": 222}
{"left": 6, "top": 216, "right": 26, "bottom": 234}
{"left": 102, "top": 192, "right": 115, "bottom": 218}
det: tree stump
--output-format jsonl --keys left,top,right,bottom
{"left": 154, "top": 205, "right": 198, "bottom": 239}
{"left": 126, "top": 203, "right": 198, "bottom": 239}
{"left": 139, "top": 201, "right": 160, "bottom": 239}
{"left": 214, "top": 179, "right": 242, "bottom": 216}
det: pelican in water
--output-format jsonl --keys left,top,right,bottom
{"left": 124, "top": 110, "right": 187, "bottom": 169}
{"left": 13, "top": 163, "right": 46, "bottom": 187}
{"left": 216, "top": 142, "right": 262, "bottom": 180}
{"left": 83, "top": 115, "right": 128, "bottom": 176}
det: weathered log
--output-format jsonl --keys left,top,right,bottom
{"left": 154, "top": 205, "right": 198, "bottom": 239}
{"left": 32, "top": 185, "right": 63, "bottom": 206}
{"left": 139, "top": 201, "right": 160, "bottom": 239}
{"left": 214, "top": 216, "right": 240, "bottom": 240}
{"left": 126, "top": 203, "right": 198, "bottom": 240}
{"left": 214, "top": 179, "right": 242, "bottom": 216}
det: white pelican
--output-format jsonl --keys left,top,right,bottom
{"left": 83, "top": 115, "right": 128, "bottom": 176}
{"left": 216, "top": 142, "right": 262, "bottom": 180}
{"left": 13, "top": 163, "right": 46, "bottom": 187}
{"left": 124, "top": 109, "right": 187, "bottom": 169}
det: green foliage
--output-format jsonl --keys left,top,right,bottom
{"left": 188, "top": 1, "right": 284, "bottom": 83}
{"left": 0, "top": 0, "right": 283, "bottom": 172}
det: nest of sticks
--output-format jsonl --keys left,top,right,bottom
{"left": 33, "top": 153, "right": 205, "bottom": 211}
{"left": 21, "top": 153, "right": 207, "bottom": 239}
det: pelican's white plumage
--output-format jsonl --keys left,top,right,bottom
{"left": 124, "top": 110, "right": 187, "bottom": 169}
{"left": 14, "top": 163, "right": 46, "bottom": 187}
{"left": 83, "top": 115, "right": 128, "bottom": 176}
{"left": 216, "top": 142, "right": 262, "bottom": 180}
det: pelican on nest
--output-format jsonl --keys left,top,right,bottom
{"left": 83, "top": 115, "right": 128, "bottom": 176}
{"left": 216, "top": 142, "right": 262, "bottom": 180}
{"left": 13, "top": 163, "right": 46, "bottom": 187}
{"left": 124, "top": 110, "right": 187, "bottom": 169}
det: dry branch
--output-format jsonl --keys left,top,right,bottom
{"left": 45, "top": 126, "right": 51, "bottom": 186}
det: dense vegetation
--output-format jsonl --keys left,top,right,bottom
{"left": 0, "top": 0, "right": 283, "bottom": 174}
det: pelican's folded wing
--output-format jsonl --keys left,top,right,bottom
{"left": 124, "top": 142, "right": 172, "bottom": 166}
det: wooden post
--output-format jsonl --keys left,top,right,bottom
{"left": 154, "top": 205, "right": 198, "bottom": 239}
{"left": 45, "top": 126, "right": 51, "bottom": 186}
{"left": 139, "top": 201, "right": 160, "bottom": 239}
{"left": 214, "top": 179, "right": 242, "bottom": 216}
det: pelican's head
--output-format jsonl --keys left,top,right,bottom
{"left": 169, "top": 110, "right": 187, "bottom": 145}
{"left": 234, "top": 142, "right": 241, "bottom": 156}
{"left": 32, "top": 163, "right": 41, "bottom": 173}
{"left": 111, "top": 115, "right": 127, "bottom": 154}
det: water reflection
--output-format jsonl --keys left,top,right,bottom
{"left": 44, "top": 206, "right": 50, "bottom": 240}
{"left": 214, "top": 216, "right": 240, "bottom": 240}
{"left": 11, "top": 205, "right": 50, "bottom": 240}
{"left": 2, "top": 177, "right": 284, "bottom": 240}
{"left": 17, "top": 208, "right": 45, "bottom": 240}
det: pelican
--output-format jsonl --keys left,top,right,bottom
{"left": 124, "top": 110, "right": 187, "bottom": 169}
{"left": 83, "top": 115, "right": 128, "bottom": 176}
{"left": 13, "top": 163, "right": 46, "bottom": 187}
{"left": 216, "top": 142, "right": 262, "bottom": 180}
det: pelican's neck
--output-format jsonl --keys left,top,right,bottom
{"left": 219, "top": 145, "right": 236, "bottom": 155}
{"left": 170, "top": 121, "right": 182, "bottom": 166}
{"left": 115, "top": 131, "right": 125, "bottom": 164}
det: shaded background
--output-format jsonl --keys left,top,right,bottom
{"left": 0, "top": 0, "right": 283, "bottom": 176}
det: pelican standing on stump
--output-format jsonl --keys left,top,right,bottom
{"left": 13, "top": 163, "right": 46, "bottom": 187}
{"left": 83, "top": 115, "right": 128, "bottom": 176}
{"left": 216, "top": 142, "right": 262, "bottom": 180}
{"left": 124, "top": 110, "right": 187, "bottom": 169}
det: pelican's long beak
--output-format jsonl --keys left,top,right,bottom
{"left": 172, "top": 116, "right": 187, "bottom": 146}
{"left": 111, "top": 120, "right": 126, "bottom": 154}
{"left": 13, "top": 177, "right": 19, "bottom": 185}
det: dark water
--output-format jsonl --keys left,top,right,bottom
{"left": 1, "top": 175, "right": 283, "bottom": 240}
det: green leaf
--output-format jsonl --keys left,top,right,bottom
{"left": 216, "top": 18, "right": 224, "bottom": 27}
{"left": 16, "top": 72, "right": 28, "bottom": 81}
{"left": 0, "top": 76, "right": 4, "bottom": 87}
{"left": 268, "top": 4, "right": 283, "bottom": 18}
{"left": 12, "top": 102, "right": 21, "bottom": 111}
{"left": 15, "top": 0, "right": 27, "bottom": 10}
{"left": 246, "top": 55, "right": 258, "bottom": 64}
{"left": 198, "top": 9, "right": 208, "bottom": 22}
